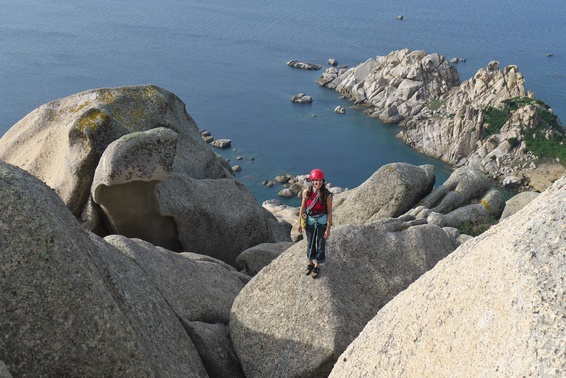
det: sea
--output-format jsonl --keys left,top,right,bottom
{"left": 1, "top": 0, "right": 565, "bottom": 206}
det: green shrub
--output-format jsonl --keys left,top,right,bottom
{"left": 457, "top": 215, "right": 498, "bottom": 237}
{"left": 507, "top": 137, "right": 519, "bottom": 147}
{"left": 483, "top": 106, "right": 510, "bottom": 137}
{"left": 502, "top": 96, "right": 538, "bottom": 112}
{"left": 483, "top": 98, "right": 565, "bottom": 166}
{"left": 537, "top": 108, "right": 560, "bottom": 131}
{"left": 426, "top": 98, "right": 442, "bottom": 111}
{"left": 523, "top": 132, "right": 566, "bottom": 162}
{"left": 535, "top": 99, "right": 546, "bottom": 106}
{"left": 520, "top": 102, "right": 566, "bottom": 162}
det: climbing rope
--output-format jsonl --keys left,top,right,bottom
{"left": 279, "top": 224, "right": 319, "bottom": 378}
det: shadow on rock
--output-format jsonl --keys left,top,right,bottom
{"left": 230, "top": 218, "right": 458, "bottom": 378}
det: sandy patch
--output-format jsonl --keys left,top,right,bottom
{"left": 515, "top": 161, "right": 566, "bottom": 192}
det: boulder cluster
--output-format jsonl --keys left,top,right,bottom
{"left": 290, "top": 93, "right": 313, "bottom": 104}
{"left": 0, "top": 85, "right": 290, "bottom": 266}
{"left": 1, "top": 86, "right": 564, "bottom": 377}
{"left": 0, "top": 160, "right": 247, "bottom": 377}
{"left": 273, "top": 173, "right": 343, "bottom": 200}
{"left": 330, "top": 176, "right": 566, "bottom": 377}
{"left": 318, "top": 49, "right": 566, "bottom": 191}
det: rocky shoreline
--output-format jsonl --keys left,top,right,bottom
{"left": 316, "top": 49, "right": 566, "bottom": 193}
{"left": 195, "top": 50, "right": 565, "bottom": 200}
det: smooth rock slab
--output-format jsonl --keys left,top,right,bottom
{"left": 104, "top": 235, "right": 245, "bottom": 323}
{"left": 288, "top": 60, "right": 322, "bottom": 70}
{"left": 330, "top": 177, "right": 566, "bottom": 377}
{"left": 230, "top": 218, "right": 458, "bottom": 378}
{"left": 0, "top": 161, "right": 152, "bottom": 377}
{"left": 210, "top": 139, "right": 232, "bottom": 148}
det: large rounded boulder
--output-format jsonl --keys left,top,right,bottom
{"left": 0, "top": 85, "right": 290, "bottom": 265}
{"left": 0, "top": 160, "right": 207, "bottom": 377}
{"left": 329, "top": 177, "right": 566, "bottom": 377}
{"left": 230, "top": 217, "right": 458, "bottom": 377}
{"left": 0, "top": 85, "right": 229, "bottom": 215}
{"left": 332, "top": 163, "right": 435, "bottom": 225}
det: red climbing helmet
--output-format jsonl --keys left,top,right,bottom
{"left": 309, "top": 168, "right": 325, "bottom": 181}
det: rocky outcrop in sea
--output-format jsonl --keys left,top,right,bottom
{"left": 287, "top": 60, "right": 322, "bottom": 70}
{"left": 318, "top": 48, "right": 566, "bottom": 191}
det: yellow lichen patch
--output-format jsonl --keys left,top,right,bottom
{"left": 68, "top": 101, "right": 92, "bottom": 114}
{"left": 321, "top": 347, "right": 337, "bottom": 362}
{"left": 103, "top": 86, "right": 167, "bottom": 130}
{"left": 480, "top": 199, "right": 491, "bottom": 212}
{"left": 77, "top": 109, "right": 107, "bottom": 134}
{"left": 109, "top": 105, "right": 150, "bottom": 131}
{"left": 127, "top": 107, "right": 150, "bottom": 125}
{"left": 129, "top": 85, "right": 163, "bottom": 106}
{"left": 141, "top": 85, "right": 159, "bottom": 99}
{"left": 96, "top": 89, "right": 116, "bottom": 105}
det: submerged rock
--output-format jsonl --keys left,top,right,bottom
{"left": 210, "top": 139, "right": 232, "bottom": 148}
{"left": 290, "top": 93, "right": 313, "bottom": 103}
{"left": 334, "top": 105, "right": 346, "bottom": 114}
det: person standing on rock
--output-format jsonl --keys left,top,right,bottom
{"left": 298, "top": 168, "right": 333, "bottom": 279}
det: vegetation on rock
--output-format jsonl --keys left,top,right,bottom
{"left": 425, "top": 97, "right": 442, "bottom": 111}
{"left": 482, "top": 97, "right": 566, "bottom": 163}
{"left": 457, "top": 215, "right": 498, "bottom": 237}
{"left": 482, "top": 106, "right": 509, "bottom": 137}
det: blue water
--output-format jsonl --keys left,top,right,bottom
{"left": 1, "top": 0, "right": 565, "bottom": 206}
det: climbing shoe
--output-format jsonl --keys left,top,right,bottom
{"left": 311, "top": 266, "right": 320, "bottom": 279}
{"left": 306, "top": 264, "right": 314, "bottom": 276}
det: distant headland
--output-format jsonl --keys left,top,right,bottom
{"left": 315, "top": 48, "right": 566, "bottom": 193}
